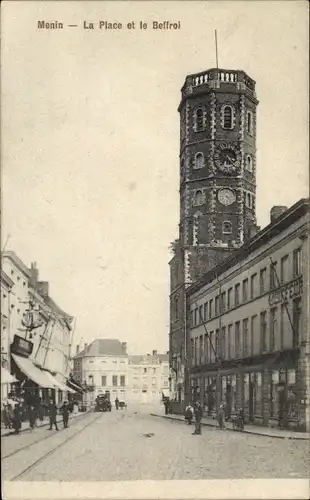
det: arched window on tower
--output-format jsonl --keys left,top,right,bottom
{"left": 247, "top": 193, "right": 251, "bottom": 208}
{"left": 175, "top": 295, "right": 179, "bottom": 319}
{"left": 222, "top": 221, "right": 232, "bottom": 234}
{"left": 194, "top": 152, "right": 204, "bottom": 169}
{"left": 246, "top": 155, "right": 253, "bottom": 172}
{"left": 180, "top": 158, "right": 185, "bottom": 180}
{"left": 247, "top": 110, "right": 253, "bottom": 135}
{"left": 194, "top": 108, "right": 204, "bottom": 132}
{"left": 193, "top": 190, "right": 205, "bottom": 206}
{"left": 222, "top": 105, "right": 234, "bottom": 130}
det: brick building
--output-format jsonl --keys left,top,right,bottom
{"left": 169, "top": 69, "right": 259, "bottom": 407}
{"left": 187, "top": 199, "right": 309, "bottom": 431}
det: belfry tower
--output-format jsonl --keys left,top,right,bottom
{"left": 169, "top": 68, "right": 259, "bottom": 403}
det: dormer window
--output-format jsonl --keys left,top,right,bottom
{"left": 246, "top": 155, "right": 253, "bottom": 172}
{"left": 193, "top": 190, "right": 205, "bottom": 206}
{"left": 221, "top": 105, "right": 235, "bottom": 130}
{"left": 193, "top": 108, "right": 205, "bottom": 132}
{"left": 222, "top": 221, "right": 232, "bottom": 234}
{"left": 194, "top": 152, "right": 204, "bottom": 169}
{"left": 246, "top": 110, "right": 253, "bottom": 135}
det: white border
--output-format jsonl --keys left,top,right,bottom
{"left": 3, "top": 480, "right": 310, "bottom": 500}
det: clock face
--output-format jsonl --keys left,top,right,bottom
{"left": 214, "top": 143, "right": 240, "bottom": 173}
{"left": 218, "top": 148, "right": 237, "bottom": 167}
{"left": 218, "top": 188, "right": 236, "bottom": 206}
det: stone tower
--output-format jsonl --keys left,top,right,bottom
{"left": 179, "top": 68, "right": 259, "bottom": 282}
{"left": 169, "top": 68, "right": 259, "bottom": 405}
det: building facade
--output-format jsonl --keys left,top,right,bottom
{"left": 73, "top": 339, "right": 129, "bottom": 407}
{"left": 128, "top": 351, "right": 169, "bottom": 404}
{"left": 1, "top": 252, "right": 75, "bottom": 405}
{"left": 1, "top": 251, "right": 32, "bottom": 373}
{"left": 169, "top": 68, "right": 259, "bottom": 407}
{"left": 187, "top": 200, "right": 309, "bottom": 431}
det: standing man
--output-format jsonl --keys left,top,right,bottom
{"left": 61, "top": 401, "right": 70, "bottom": 429}
{"left": 115, "top": 397, "right": 119, "bottom": 410}
{"left": 48, "top": 399, "right": 59, "bottom": 431}
{"left": 192, "top": 401, "right": 203, "bottom": 435}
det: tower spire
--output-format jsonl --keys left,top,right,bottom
{"left": 215, "top": 30, "right": 219, "bottom": 68}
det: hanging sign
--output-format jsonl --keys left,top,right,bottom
{"left": 11, "top": 335, "right": 33, "bottom": 357}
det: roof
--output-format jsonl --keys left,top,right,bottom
{"left": 129, "top": 353, "right": 169, "bottom": 365}
{"left": 44, "top": 295, "right": 73, "bottom": 324}
{"left": 75, "top": 339, "right": 127, "bottom": 358}
{"left": 188, "top": 198, "right": 309, "bottom": 296}
{"left": 2, "top": 251, "right": 32, "bottom": 278}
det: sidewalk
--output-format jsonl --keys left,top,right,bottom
{"left": 1, "top": 410, "right": 91, "bottom": 438}
{"left": 150, "top": 412, "right": 310, "bottom": 441}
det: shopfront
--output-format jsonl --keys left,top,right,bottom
{"left": 10, "top": 334, "right": 56, "bottom": 404}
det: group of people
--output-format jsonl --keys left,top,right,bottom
{"left": 185, "top": 400, "right": 244, "bottom": 434}
{"left": 184, "top": 401, "right": 203, "bottom": 434}
{"left": 1, "top": 397, "right": 73, "bottom": 434}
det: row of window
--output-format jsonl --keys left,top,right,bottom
{"left": 101, "top": 375, "right": 126, "bottom": 387}
{"left": 191, "top": 248, "right": 302, "bottom": 327}
{"left": 191, "top": 298, "right": 301, "bottom": 366}
{"left": 182, "top": 153, "right": 254, "bottom": 172}
{"left": 193, "top": 106, "right": 253, "bottom": 135}
{"left": 9, "top": 269, "right": 27, "bottom": 287}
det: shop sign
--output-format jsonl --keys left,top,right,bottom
{"left": 11, "top": 334, "right": 33, "bottom": 357}
{"left": 268, "top": 277, "right": 303, "bottom": 306}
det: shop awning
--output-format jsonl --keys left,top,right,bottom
{"left": 1, "top": 367, "right": 18, "bottom": 384}
{"left": 162, "top": 389, "right": 170, "bottom": 398}
{"left": 43, "top": 371, "right": 76, "bottom": 393}
{"left": 12, "top": 354, "right": 55, "bottom": 389}
{"left": 67, "top": 379, "right": 85, "bottom": 393}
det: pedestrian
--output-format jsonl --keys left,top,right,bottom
{"left": 185, "top": 403, "right": 194, "bottom": 425}
{"left": 48, "top": 399, "right": 59, "bottom": 431}
{"left": 163, "top": 398, "right": 170, "bottom": 415}
{"left": 192, "top": 401, "right": 203, "bottom": 435}
{"left": 115, "top": 397, "right": 119, "bottom": 410}
{"left": 61, "top": 401, "right": 70, "bottom": 429}
{"left": 29, "top": 405, "right": 36, "bottom": 430}
{"left": 12, "top": 403, "right": 22, "bottom": 434}
{"left": 217, "top": 401, "right": 226, "bottom": 430}
{"left": 2, "top": 403, "right": 11, "bottom": 429}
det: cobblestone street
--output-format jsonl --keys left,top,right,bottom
{"left": 2, "top": 406, "right": 309, "bottom": 482}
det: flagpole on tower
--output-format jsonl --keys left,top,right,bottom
{"left": 215, "top": 30, "right": 219, "bottom": 69}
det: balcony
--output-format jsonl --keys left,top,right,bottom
{"left": 180, "top": 68, "right": 257, "bottom": 103}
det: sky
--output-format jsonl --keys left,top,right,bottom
{"left": 2, "top": 1, "right": 309, "bottom": 355}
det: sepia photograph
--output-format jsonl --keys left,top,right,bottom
{"left": 1, "top": 1, "right": 309, "bottom": 499}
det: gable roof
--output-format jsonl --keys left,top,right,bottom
{"left": 75, "top": 339, "right": 127, "bottom": 358}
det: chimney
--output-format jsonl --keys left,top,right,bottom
{"left": 84, "top": 343, "right": 88, "bottom": 352}
{"left": 38, "top": 281, "right": 49, "bottom": 297}
{"left": 152, "top": 350, "right": 157, "bottom": 356}
{"left": 121, "top": 342, "right": 127, "bottom": 354}
{"left": 270, "top": 206, "right": 288, "bottom": 223}
{"left": 76, "top": 345, "right": 80, "bottom": 355}
{"left": 29, "top": 262, "right": 39, "bottom": 288}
